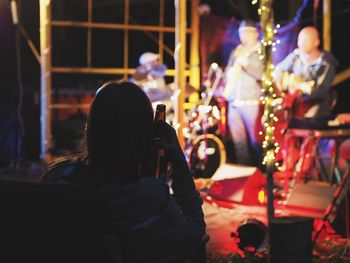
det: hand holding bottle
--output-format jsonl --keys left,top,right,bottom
{"left": 158, "top": 122, "right": 190, "bottom": 177}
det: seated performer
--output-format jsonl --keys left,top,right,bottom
{"left": 274, "top": 26, "right": 338, "bottom": 176}
{"left": 131, "top": 52, "right": 167, "bottom": 92}
{"left": 274, "top": 26, "right": 338, "bottom": 119}
{"left": 130, "top": 52, "right": 175, "bottom": 110}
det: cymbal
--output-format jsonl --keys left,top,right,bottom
{"left": 167, "top": 83, "right": 197, "bottom": 97}
{"left": 144, "top": 87, "right": 173, "bottom": 102}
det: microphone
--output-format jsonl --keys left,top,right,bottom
{"left": 210, "top": 62, "right": 219, "bottom": 70}
{"left": 10, "top": 0, "right": 19, "bottom": 25}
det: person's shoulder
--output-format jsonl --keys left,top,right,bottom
{"left": 133, "top": 65, "right": 149, "bottom": 80}
{"left": 288, "top": 49, "right": 300, "bottom": 60}
{"left": 321, "top": 51, "right": 339, "bottom": 67}
{"left": 132, "top": 177, "right": 170, "bottom": 218}
{"left": 135, "top": 177, "right": 169, "bottom": 204}
{"left": 278, "top": 49, "right": 299, "bottom": 65}
{"left": 139, "top": 177, "right": 169, "bottom": 195}
{"left": 42, "top": 155, "right": 88, "bottom": 183}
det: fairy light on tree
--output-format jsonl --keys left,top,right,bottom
{"left": 254, "top": 0, "right": 279, "bottom": 223}
{"left": 253, "top": 0, "right": 280, "bottom": 172}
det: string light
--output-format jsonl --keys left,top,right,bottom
{"left": 256, "top": 0, "right": 280, "bottom": 171}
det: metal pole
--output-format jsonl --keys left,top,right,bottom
{"left": 87, "top": 0, "right": 92, "bottom": 67}
{"left": 124, "top": 0, "right": 130, "bottom": 80}
{"left": 323, "top": 0, "right": 331, "bottom": 51}
{"left": 190, "top": 0, "right": 200, "bottom": 90}
{"left": 51, "top": 20, "right": 191, "bottom": 33}
{"left": 39, "top": 0, "right": 52, "bottom": 162}
{"left": 260, "top": 0, "right": 275, "bottom": 222}
{"left": 174, "top": 0, "right": 186, "bottom": 149}
{"left": 159, "top": 0, "right": 164, "bottom": 63}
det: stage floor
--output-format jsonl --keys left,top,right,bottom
{"left": 201, "top": 192, "right": 350, "bottom": 262}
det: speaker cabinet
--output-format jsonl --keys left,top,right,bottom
{"left": 285, "top": 182, "right": 336, "bottom": 219}
{"left": 270, "top": 217, "right": 314, "bottom": 263}
{"left": 209, "top": 164, "right": 265, "bottom": 205}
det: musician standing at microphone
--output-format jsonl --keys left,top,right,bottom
{"left": 223, "top": 20, "right": 264, "bottom": 166}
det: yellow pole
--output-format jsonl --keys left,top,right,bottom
{"left": 175, "top": 0, "right": 186, "bottom": 149}
{"left": 159, "top": 0, "right": 164, "bottom": 63}
{"left": 190, "top": 0, "right": 200, "bottom": 90}
{"left": 87, "top": 0, "right": 92, "bottom": 67}
{"left": 124, "top": 0, "right": 130, "bottom": 80}
{"left": 323, "top": 0, "right": 331, "bottom": 51}
{"left": 39, "top": 0, "right": 52, "bottom": 162}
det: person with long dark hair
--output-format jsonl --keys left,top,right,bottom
{"left": 43, "top": 80, "right": 207, "bottom": 263}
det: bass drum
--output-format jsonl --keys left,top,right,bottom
{"left": 188, "top": 134, "right": 226, "bottom": 179}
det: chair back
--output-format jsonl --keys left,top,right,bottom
{"left": 0, "top": 179, "right": 114, "bottom": 263}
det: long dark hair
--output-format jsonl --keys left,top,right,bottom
{"left": 86, "top": 81, "right": 154, "bottom": 182}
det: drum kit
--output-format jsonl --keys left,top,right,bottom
{"left": 138, "top": 64, "right": 228, "bottom": 180}
{"left": 183, "top": 65, "right": 228, "bottom": 179}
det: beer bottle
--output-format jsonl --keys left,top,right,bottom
{"left": 154, "top": 104, "right": 166, "bottom": 179}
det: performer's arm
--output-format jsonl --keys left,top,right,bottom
{"left": 301, "top": 63, "right": 336, "bottom": 102}
{"left": 273, "top": 51, "right": 297, "bottom": 90}
{"left": 242, "top": 51, "right": 263, "bottom": 80}
{"left": 225, "top": 47, "right": 237, "bottom": 69}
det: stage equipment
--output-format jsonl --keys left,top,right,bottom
{"left": 287, "top": 117, "right": 350, "bottom": 185}
{"left": 185, "top": 64, "right": 228, "bottom": 179}
{"left": 208, "top": 164, "right": 264, "bottom": 205}
{"left": 270, "top": 217, "right": 314, "bottom": 263}
{"left": 143, "top": 86, "right": 173, "bottom": 103}
{"left": 330, "top": 184, "right": 350, "bottom": 238}
{"left": 284, "top": 181, "right": 336, "bottom": 219}
{"left": 188, "top": 134, "right": 226, "bottom": 179}
{"left": 234, "top": 218, "right": 267, "bottom": 252}
{"left": 313, "top": 168, "right": 350, "bottom": 243}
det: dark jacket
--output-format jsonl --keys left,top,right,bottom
{"left": 275, "top": 49, "right": 338, "bottom": 118}
{"left": 42, "top": 158, "right": 206, "bottom": 263}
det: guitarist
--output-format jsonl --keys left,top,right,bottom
{"left": 274, "top": 26, "right": 338, "bottom": 119}
{"left": 274, "top": 26, "right": 338, "bottom": 180}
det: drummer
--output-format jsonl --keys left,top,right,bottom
{"left": 131, "top": 52, "right": 176, "bottom": 122}
{"left": 131, "top": 52, "right": 167, "bottom": 94}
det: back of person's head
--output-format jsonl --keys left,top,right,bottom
{"left": 86, "top": 80, "right": 154, "bottom": 182}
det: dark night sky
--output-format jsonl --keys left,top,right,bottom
{"left": 0, "top": 0, "right": 350, "bottom": 159}
{"left": 2, "top": 1, "right": 350, "bottom": 84}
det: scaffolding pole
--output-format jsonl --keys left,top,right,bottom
{"left": 39, "top": 0, "right": 52, "bottom": 162}
{"left": 175, "top": 0, "right": 186, "bottom": 149}
{"left": 190, "top": 0, "right": 200, "bottom": 89}
{"left": 323, "top": 0, "right": 331, "bottom": 51}
{"left": 39, "top": 1, "right": 192, "bottom": 160}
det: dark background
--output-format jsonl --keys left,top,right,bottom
{"left": 0, "top": 0, "right": 349, "bottom": 162}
